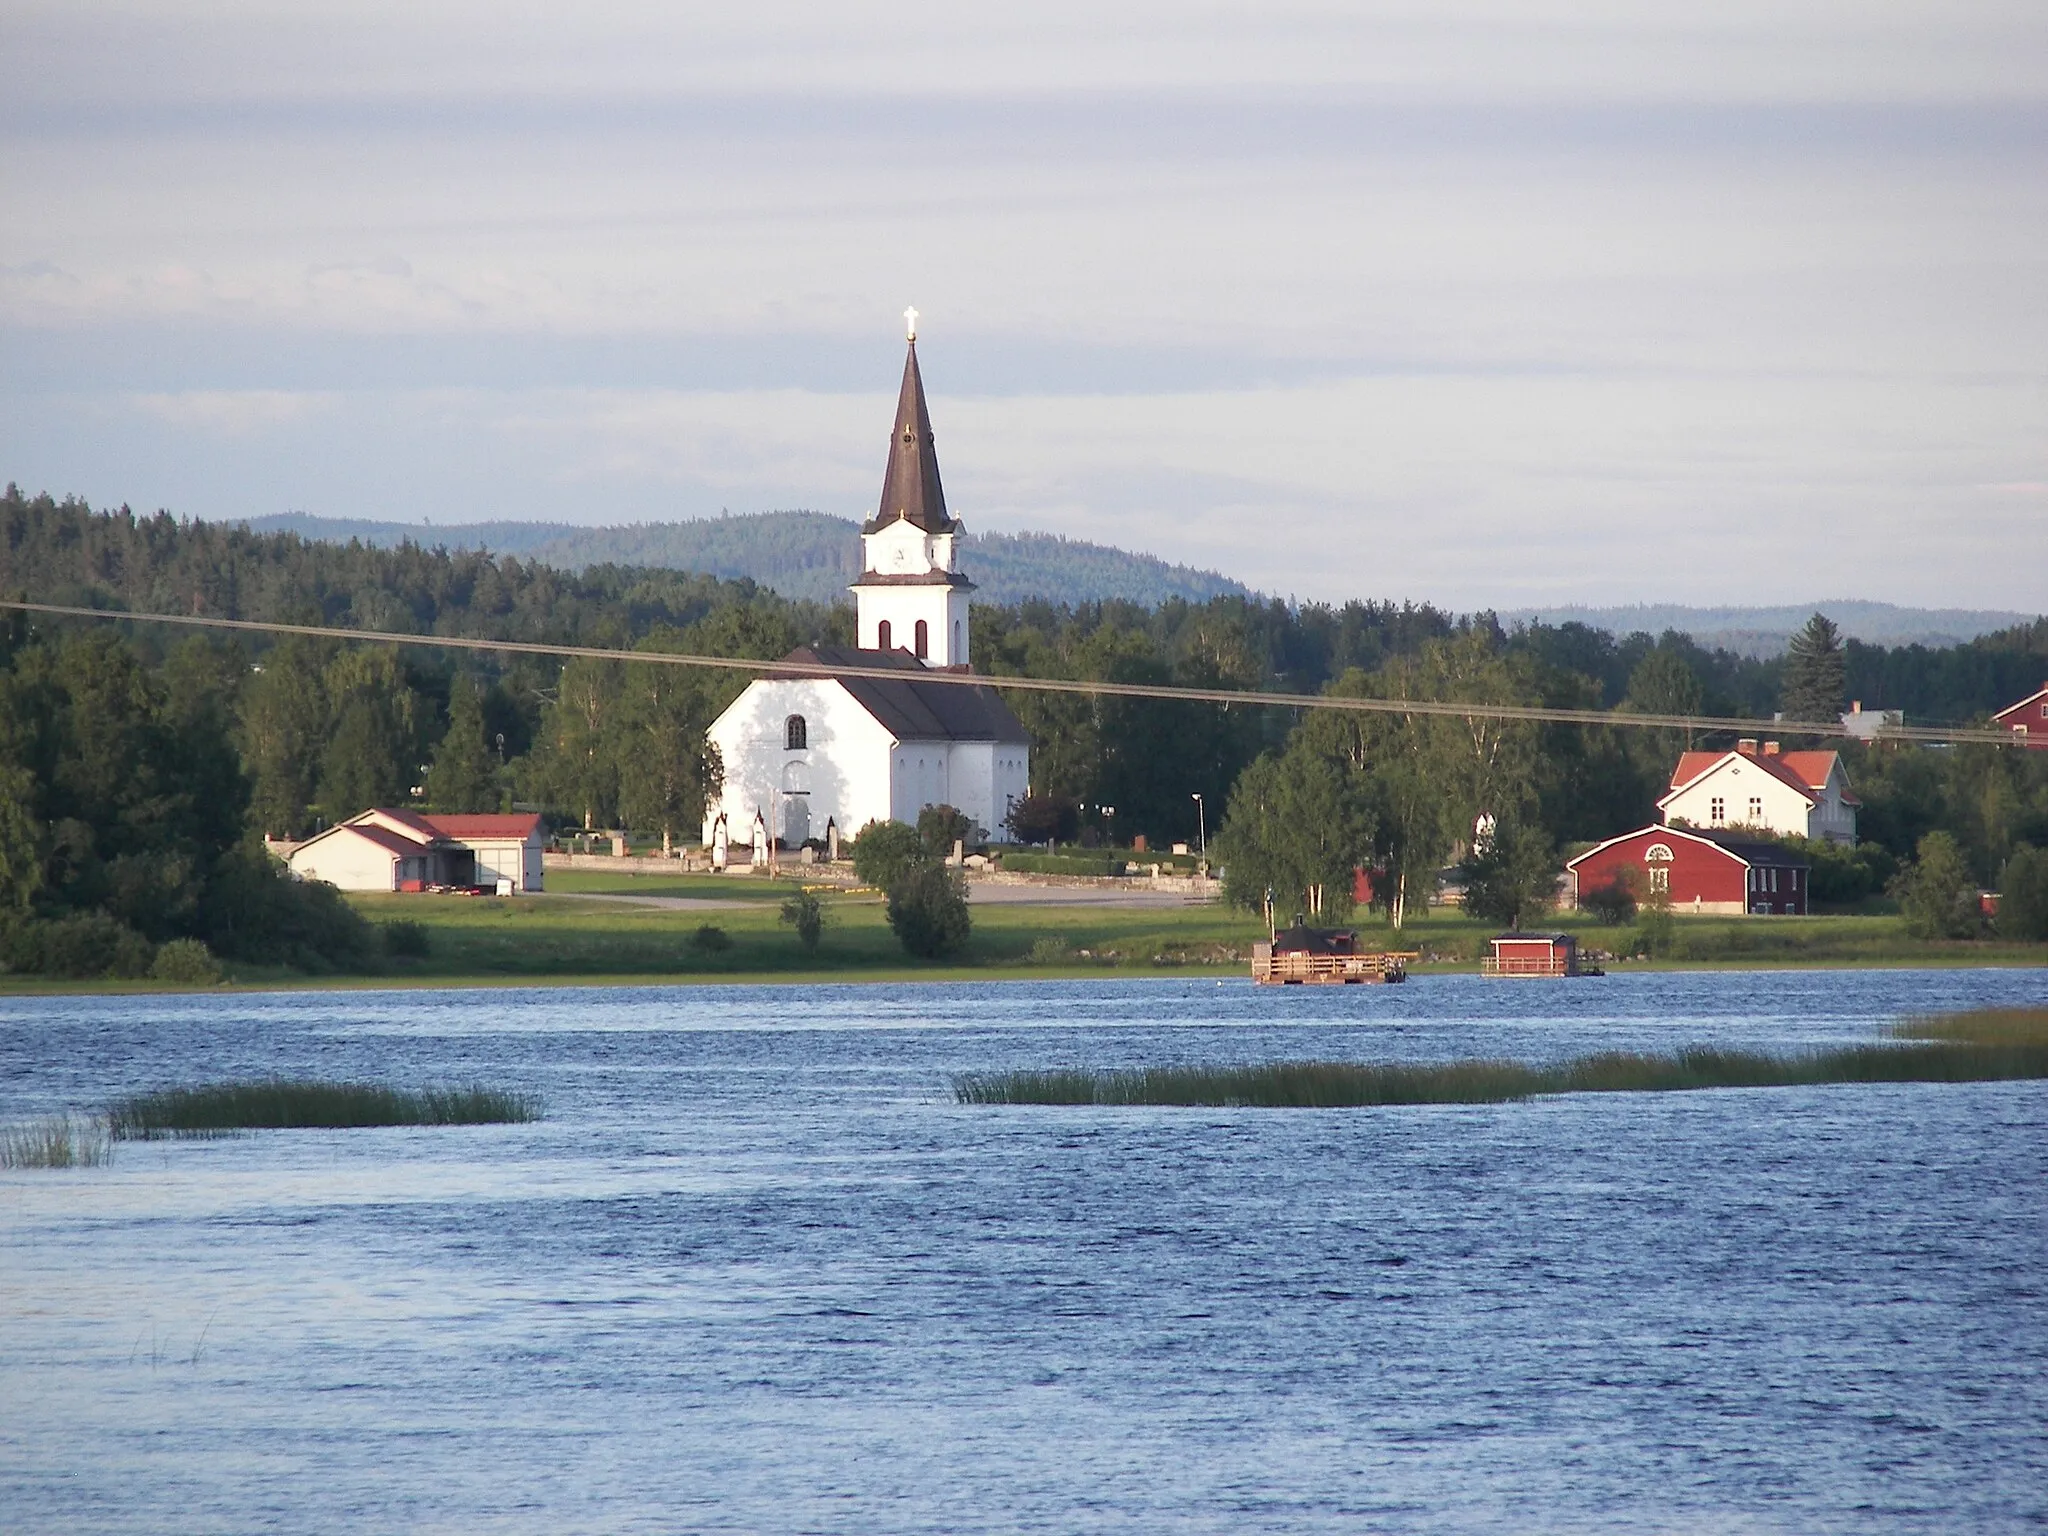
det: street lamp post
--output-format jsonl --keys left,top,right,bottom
{"left": 1191, "top": 792, "right": 1207, "bottom": 873}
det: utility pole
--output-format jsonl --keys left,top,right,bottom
{"left": 1192, "top": 792, "right": 1207, "bottom": 870}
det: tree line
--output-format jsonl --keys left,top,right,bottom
{"left": 4, "top": 489, "right": 2046, "bottom": 967}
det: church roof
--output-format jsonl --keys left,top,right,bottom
{"left": 786, "top": 646, "right": 1030, "bottom": 744}
{"left": 865, "top": 340, "right": 957, "bottom": 535}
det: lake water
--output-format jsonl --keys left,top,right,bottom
{"left": 4, "top": 969, "right": 2046, "bottom": 1534}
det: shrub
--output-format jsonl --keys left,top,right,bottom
{"left": 1892, "top": 831, "right": 1981, "bottom": 940}
{"left": 850, "top": 819, "right": 927, "bottom": 891}
{"left": 201, "top": 846, "right": 377, "bottom": 971}
{"left": 0, "top": 911, "right": 155, "bottom": 979}
{"left": 1004, "top": 793, "right": 1079, "bottom": 845}
{"left": 1458, "top": 822, "right": 1557, "bottom": 929}
{"left": 1000, "top": 851, "right": 1118, "bottom": 876}
{"left": 382, "top": 919, "right": 431, "bottom": 959}
{"left": 779, "top": 887, "right": 825, "bottom": 950}
{"left": 917, "top": 803, "right": 979, "bottom": 857}
{"left": 1996, "top": 844, "right": 2048, "bottom": 942}
{"left": 1579, "top": 879, "right": 1637, "bottom": 926}
{"left": 691, "top": 924, "right": 732, "bottom": 953}
{"left": 886, "top": 863, "right": 972, "bottom": 959}
{"left": 150, "top": 937, "right": 224, "bottom": 984}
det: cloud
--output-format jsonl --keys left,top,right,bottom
{"left": 129, "top": 390, "right": 334, "bottom": 436}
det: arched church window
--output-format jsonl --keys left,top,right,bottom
{"left": 785, "top": 715, "right": 807, "bottom": 751}
{"left": 877, "top": 620, "right": 892, "bottom": 651}
{"left": 914, "top": 619, "right": 929, "bottom": 658}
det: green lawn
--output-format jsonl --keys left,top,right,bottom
{"left": 3, "top": 887, "right": 2037, "bottom": 994}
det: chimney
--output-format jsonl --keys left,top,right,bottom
{"left": 1763, "top": 740, "right": 1781, "bottom": 756}
{"left": 1737, "top": 738, "right": 1758, "bottom": 756}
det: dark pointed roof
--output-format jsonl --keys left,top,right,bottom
{"left": 867, "top": 340, "right": 957, "bottom": 535}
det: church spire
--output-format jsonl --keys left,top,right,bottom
{"left": 869, "top": 319, "right": 955, "bottom": 535}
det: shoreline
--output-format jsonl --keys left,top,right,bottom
{"left": 2, "top": 953, "right": 2042, "bottom": 998}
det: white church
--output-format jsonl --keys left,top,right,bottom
{"left": 702, "top": 316, "right": 1032, "bottom": 853}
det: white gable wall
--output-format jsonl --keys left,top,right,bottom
{"left": 287, "top": 827, "right": 403, "bottom": 891}
{"left": 706, "top": 677, "right": 901, "bottom": 845}
{"left": 1661, "top": 757, "right": 1814, "bottom": 839}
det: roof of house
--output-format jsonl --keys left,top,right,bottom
{"left": 1567, "top": 824, "right": 1811, "bottom": 870}
{"left": 865, "top": 339, "right": 957, "bottom": 536}
{"left": 1993, "top": 683, "right": 2048, "bottom": 723}
{"left": 1663, "top": 747, "right": 1855, "bottom": 806}
{"left": 349, "top": 806, "right": 445, "bottom": 842}
{"left": 422, "top": 813, "right": 545, "bottom": 841}
{"left": 783, "top": 645, "right": 1031, "bottom": 744}
{"left": 293, "top": 820, "right": 421, "bottom": 859}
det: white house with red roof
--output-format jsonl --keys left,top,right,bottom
{"left": 286, "top": 808, "right": 547, "bottom": 892}
{"left": 1657, "top": 738, "right": 1858, "bottom": 845}
{"left": 1992, "top": 682, "right": 2048, "bottom": 748}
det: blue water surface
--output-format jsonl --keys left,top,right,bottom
{"left": 3, "top": 969, "right": 2045, "bottom": 1533}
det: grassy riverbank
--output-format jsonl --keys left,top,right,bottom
{"left": 956, "top": 1008, "right": 2048, "bottom": 1108}
{"left": 1, "top": 878, "right": 2040, "bottom": 992}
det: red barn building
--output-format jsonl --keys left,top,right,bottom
{"left": 1992, "top": 683, "right": 2048, "bottom": 748}
{"left": 1566, "top": 825, "right": 1811, "bottom": 916}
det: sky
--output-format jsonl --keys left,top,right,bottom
{"left": 3, "top": 2, "right": 2044, "bottom": 611}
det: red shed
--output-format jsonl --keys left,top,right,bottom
{"left": 1992, "top": 682, "right": 2048, "bottom": 748}
{"left": 1566, "top": 825, "right": 1810, "bottom": 916}
{"left": 1483, "top": 932, "right": 1582, "bottom": 977}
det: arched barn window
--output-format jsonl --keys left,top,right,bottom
{"left": 785, "top": 715, "right": 807, "bottom": 751}
{"left": 877, "top": 620, "right": 892, "bottom": 651}
{"left": 914, "top": 619, "right": 929, "bottom": 658}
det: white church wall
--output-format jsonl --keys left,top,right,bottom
{"left": 705, "top": 679, "right": 898, "bottom": 846}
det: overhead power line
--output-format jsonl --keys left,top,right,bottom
{"left": 0, "top": 599, "right": 2019, "bottom": 746}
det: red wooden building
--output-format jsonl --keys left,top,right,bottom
{"left": 1992, "top": 682, "right": 2048, "bottom": 748}
{"left": 1483, "top": 933, "right": 1584, "bottom": 977}
{"left": 1566, "top": 825, "right": 1811, "bottom": 916}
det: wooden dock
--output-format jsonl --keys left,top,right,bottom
{"left": 1252, "top": 946, "right": 1414, "bottom": 985}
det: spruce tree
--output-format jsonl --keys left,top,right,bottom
{"left": 427, "top": 681, "right": 500, "bottom": 813}
{"left": 1780, "top": 613, "right": 1847, "bottom": 726}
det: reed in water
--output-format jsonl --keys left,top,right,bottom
{"left": 956, "top": 1008, "right": 2048, "bottom": 1107}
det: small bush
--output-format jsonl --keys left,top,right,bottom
{"left": 1579, "top": 880, "right": 1637, "bottom": 926}
{"left": 0, "top": 910, "right": 155, "bottom": 979}
{"left": 1026, "top": 934, "right": 1074, "bottom": 964}
{"left": 691, "top": 924, "right": 732, "bottom": 953}
{"left": 382, "top": 919, "right": 431, "bottom": 958}
{"left": 850, "top": 820, "right": 927, "bottom": 892}
{"left": 917, "top": 803, "right": 978, "bottom": 857}
{"left": 886, "top": 863, "right": 972, "bottom": 959}
{"left": 150, "top": 937, "right": 223, "bottom": 984}
{"left": 778, "top": 887, "right": 824, "bottom": 950}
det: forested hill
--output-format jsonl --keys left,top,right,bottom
{"left": 1507, "top": 601, "right": 2036, "bottom": 657}
{"left": 244, "top": 511, "right": 1252, "bottom": 608}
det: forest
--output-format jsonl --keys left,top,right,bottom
{"left": 3, "top": 485, "right": 2046, "bottom": 973}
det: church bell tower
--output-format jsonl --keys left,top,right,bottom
{"left": 851, "top": 309, "right": 975, "bottom": 666}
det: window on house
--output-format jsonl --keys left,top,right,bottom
{"left": 1710, "top": 797, "right": 1725, "bottom": 824}
{"left": 1648, "top": 866, "right": 1670, "bottom": 894}
{"left": 785, "top": 715, "right": 807, "bottom": 751}
{"left": 914, "top": 619, "right": 929, "bottom": 658}
{"left": 877, "top": 620, "right": 892, "bottom": 651}
{"left": 1748, "top": 797, "right": 1762, "bottom": 822}
{"left": 953, "top": 620, "right": 961, "bottom": 656}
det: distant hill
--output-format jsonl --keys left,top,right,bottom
{"left": 242, "top": 511, "right": 1251, "bottom": 609}
{"left": 1506, "top": 601, "right": 2040, "bottom": 658}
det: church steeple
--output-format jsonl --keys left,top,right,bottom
{"left": 852, "top": 311, "right": 974, "bottom": 667}
{"left": 868, "top": 318, "right": 956, "bottom": 535}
